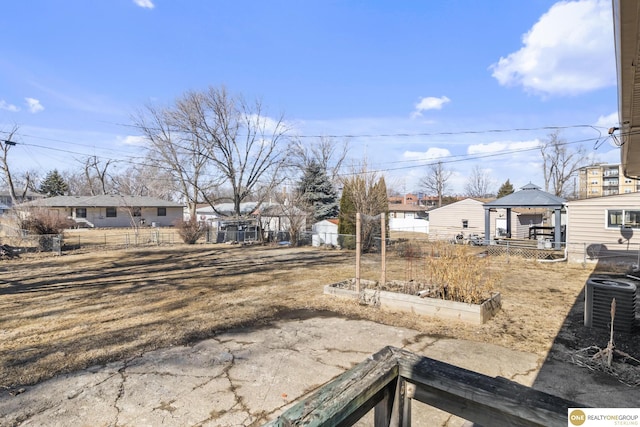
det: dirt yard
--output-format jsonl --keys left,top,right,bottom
{"left": 0, "top": 239, "right": 635, "bottom": 392}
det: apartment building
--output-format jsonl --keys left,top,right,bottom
{"left": 578, "top": 164, "right": 640, "bottom": 198}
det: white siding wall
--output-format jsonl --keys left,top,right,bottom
{"left": 566, "top": 193, "right": 640, "bottom": 263}
{"left": 73, "top": 207, "right": 182, "bottom": 228}
{"left": 389, "top": 217, "right": 429, "bottom": 234}
{"left": 428, "top": 199, "right": 494, "bottom": 240}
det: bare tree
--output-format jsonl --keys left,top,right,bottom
{"left": 420, "top": 161, "right": 453, "bottom": 207}
{"left": 146, "top": 86, "right": 291, "bottom": 218}
{"left": 291, "top": 135, "right": 349, "bottom": 183}
{"left": 132, "top": 101, "right": 216, "bottom": 221}
{"left": 464, "top": 165, "right": 495, "bottom": 198}
{"left": 82, "top": 156, "right": 115, "bottom": 195}
{"left": 0, "top": 125, "right": 35, "bottom": 204}
{"left": 540, "top": 131, "right": 588, "bottom": 197}
{"left": 111, "top": 163, "right": 178, "bottom": 200}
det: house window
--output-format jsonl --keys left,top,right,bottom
{"left": 106, "top": 207, "right": 117, "bottom": 217}
{"left": 76, "top": 208, "right": 87, "bottom": 218}
{"left": 157, "top": 207, "right": 166, "bottom": 216}
{"left": 462, "top": 219, "right": 469, "bottom": 229}
{"left": 132, "top": 207, "right": 142, "bottom": 217}
{"left": 591, "top": 180, "right": 599, "bottom": 185}
{"left": 607, "top": 209, "right": 640, "bottom": 228}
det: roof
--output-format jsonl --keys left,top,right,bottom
{"left": 614, "top": 0, "right": 640, "bottom": 176}
{"left": 483, "top": 183, "right": 565, "bottom": 209}
{"left": 19, "top": 195, "right": 183, "bottom": 208}
{"left": 388, "top": 203, "right": 426, "bottom": 212}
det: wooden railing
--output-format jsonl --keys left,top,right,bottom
{"left": 264, "top": 346, "right": 582, "bottom": 427}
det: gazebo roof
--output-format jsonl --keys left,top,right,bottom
{"left": 484, "top": 183, "right": 565, "bottom": 209}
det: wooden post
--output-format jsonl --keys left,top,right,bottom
{"left": 356, "top": 212, "right": 361, "bottom": 294}
{"left": 380, "top": 212, "right": 386, "bottom": 287}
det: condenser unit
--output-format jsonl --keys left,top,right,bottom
{"left": 584, "top": 275, "right": 638, "bottom": 334}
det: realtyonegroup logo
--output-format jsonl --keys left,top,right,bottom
{"left": 568, "top": 408, "right": 640, "bottom": 426}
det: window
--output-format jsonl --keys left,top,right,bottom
{"left": 462, "top": 219, "right": 469, "bottom": 229}
{"left": 157, "top": 207, "right": 166, "bottom": 216}
{"left": 591, "top": 180, "right": 599, "bottom": 185}
{"left": 106, "top": 207, "right": 117, "bottom": 217}
{"left": 76, "top": 208, "right": 87, "bottom": 218}
{"left": 607, "top": 209, "right": 640, "bottom": 228}
{"left": 132, "top": 207, "right": 142, "bottom": 217}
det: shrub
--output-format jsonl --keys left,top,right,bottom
{"left": 19, "top": 210, "right": 74, "bottom": 251}
{"left": 175, "top": 219, "right": 205, "bottom": 244}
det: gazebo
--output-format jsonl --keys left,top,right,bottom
{"left": 483, "top": 183, "right": 566, "bottom": 249}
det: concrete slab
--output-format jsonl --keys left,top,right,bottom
{"left": 0, "top": 311, "right": 613, "bottom": 426}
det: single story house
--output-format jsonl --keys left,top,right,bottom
{"left": 565, "top": 192, "right": 640, "bottom": 264}
{"left": 388, "top": 203, "right": 429, "bottom": 234}
{"left": 312, "top": 219, "right": 339, "bottom": 247}
{"left": 17, "top": 195, "right": 184, "bottom": 228}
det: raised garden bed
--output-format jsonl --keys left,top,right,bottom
{"left": 324, "top": 279, "right": 501, "bottom": 325}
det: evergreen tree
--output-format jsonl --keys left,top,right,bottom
{"left": 298, "top": 162, "right": 339, "bottom": 222}
{"left": 338, "top": 181, "right": 356, "bottom": 235}
{"left": 337, "top": 174, "right": 388, "bottom": 251}
{"left": 496, "top": 179, "right": 515, "bottom": 199}
{"left": 39, "top": 169, "right": 69, "bottom": 197}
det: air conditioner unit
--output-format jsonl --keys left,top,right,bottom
{"left": 584, "top": 275, "right": 638, "bottom": 334}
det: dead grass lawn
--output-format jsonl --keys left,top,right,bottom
{"left": 0, "top": 242, "right": 596, "bottom": 389}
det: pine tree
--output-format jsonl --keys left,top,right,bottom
{"left": 39, "top": 169, "right": 69, "bottom": 197}
{"left": 496, "top": 179, "right": 515, "bottom": 199}
{"left": 298, "top": 162, "right": 339, "bottom": 222}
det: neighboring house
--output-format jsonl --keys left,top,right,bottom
{"left": 195, "top": 202, "right": 305, "bottom": 243}
{"left": 0, "top": 190, "right": 43, "bottom": 209}
{"left": 0, "top": 202, "right": 10, "bottom": 215}
{"left": 388, "top": 203, "right": 428, "bottom": 234}
{"left": 428, "top": 198, "right": 496, "bottom": 240}
{"left": 193, "top": 202, "right": 261, "bottom": 223}
{"left": 17, "top": 195, "right": 184, "bottom": 228}
{"left": 257, "top": 203, "right": 307, "bottom": 239}
{"left": 565, "top": 192, "right": 640, "bottom": 264}
{"left": 312, "top": 219, "right": 339, "bottom": 247}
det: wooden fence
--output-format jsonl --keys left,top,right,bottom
{"left": 264, "top": 346, "right": 582, "bottom": 427}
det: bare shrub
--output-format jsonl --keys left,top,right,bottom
{"left": 175, "top": 219, "right": 205, "bottom": 244}
{"left": 19, "top": 209, "right": 74, "bottom": 251}
{"left": 424, "top": 241, "right": 500, "bottom": 304}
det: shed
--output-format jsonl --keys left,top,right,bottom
{"left": 483, "top": 183, "right": 566, "bottom": 248}
{"left": 312, "top": 219, "right": 339, "bottom": 247}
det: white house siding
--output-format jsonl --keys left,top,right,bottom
{"left": 389, "top": 217, "right": 429, "bottom": 234}
{"left": 566, "top": 192, "right": 640, "bottom": 264}
{"left": 428, "top": 199, "right": 496, "bottom": 240}
{"left": 74, "top": 206, "right": 182, "bottom": 228}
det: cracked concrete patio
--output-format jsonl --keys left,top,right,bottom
{"left": 0, "top": 311, "right": 635, "bottom": 426}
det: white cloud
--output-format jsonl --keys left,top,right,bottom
{"left": 119, "top": 135, "right": 147, "bottom": 146}
{"left": 0, "top": 100, "right": 19, "bottom": 112}
{"left": 25, "top": 97, "right": 44, "bottom": 113}
{"left": 411, "top": 96, "right": 450, "bottom": 118}
{"left": 467, "top": 139, "right": 540, "bottom": 155}
{"left": 490, "top": 0, "right": 614, "bottom": 96}
{"left": 594, "top": 112, "right": 618, "bottom": 129}
{"left": 133, "top": 0, "right": 155, "bottom": 8}
{"left": 403, "top": 147, "right": 451, "bottom": 161}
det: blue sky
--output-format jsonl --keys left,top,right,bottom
{"left": 0, "top": 0, "right": 620, "bottom": 195}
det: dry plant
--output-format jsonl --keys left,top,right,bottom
{"left": 423, "top": 241, "right": 499, "bottom": 304}
{"left": 571, "top": 298, "right": 640, "bottom": 386}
